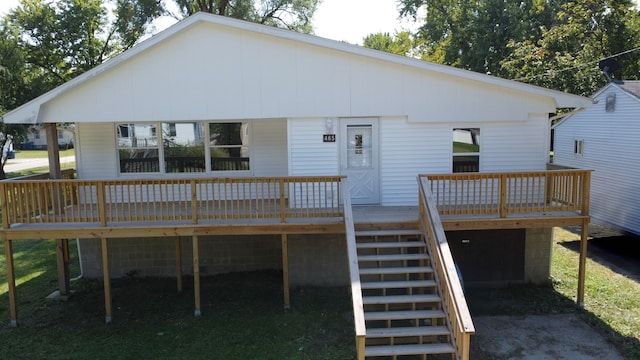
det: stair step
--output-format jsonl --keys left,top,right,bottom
{"left": 358, "top": 254, "right": 426, "bottom": 262}
{"left": 366, "top": 326, "right": 450, "bottom": 338}
{"left": 361, "top": 280, "right": 436, "bottom": 289}
{"left": 363, "top": 294, "right": 441, "bottom": 305}
{"left": 356, "top": 241, "right": 424, "bottom": 249}
{"left": 355, "top": 229, "right": 422, "bottom": 237}
{"left": 359, "top": 266, "right": 433, "bottom": 275}
{"left": 365, "top": 343, "right": 456, "bottom": 356}
{"left": 365, "top": 310, "right": 445, "bottom": 321}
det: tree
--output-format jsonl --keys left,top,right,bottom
{"left": 501, "top": 0, "right": 640, "bottom": 96}
{"left": 397, "top": 0, "right": 564, "bottom": 75}
{"left": 363, "top": 31, "right": 417, "bottom": 56}
{"left": 3, "top": 0, "right": 164, "bottom": 90}
{"left": 173, "top": 0, "right": 319, "bottom": 33}
{"left": 397, "top": 0, "right": 640, "bottom": 95}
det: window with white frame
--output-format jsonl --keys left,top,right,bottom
{"left": 574, "top": 139, "right": 584, "bottom": 155}
{"left": 209, "top": 122, "right": 250, "bottom": 171}
{"left": 117, "top": 122, "right": 250, "bottom": 174}
{"left": 452, "top": 128, "right": 480, "bottom": 173}
{"left": 117, "top": 123, "right": 160, "bottom": 173}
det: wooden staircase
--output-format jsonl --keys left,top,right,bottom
{"left": 356, "top": 228, "right": 456, "bottom": 359}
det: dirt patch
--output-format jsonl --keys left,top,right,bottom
{"left": 470, "top": 314, "right": 624, "bottom": 360}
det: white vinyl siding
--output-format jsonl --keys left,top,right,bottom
{"left": 253, "top": 119, "right": 288, "bottom": 176}
{"left": 288, "top": 118, "right": 339, "bottom": 176}
{"left": 554, "top": 85, "right": 640, "bottom": 235}
{"left": 76, "top": 123, "right": 119, "bottom": 180}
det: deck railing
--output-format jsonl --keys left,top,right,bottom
{"left": 418, "top": 176, "right": 474, "bottom": 360}
{"left": 340, "top": 180, "right": 366, "bottom": 360}
{"left": 0, "top": 176, "right": 344, "bottom": 228}
{"left": 423, "top": 170, "right": 591, "bottom": 217}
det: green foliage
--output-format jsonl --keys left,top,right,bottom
{"left": 397, "top": 0, "right": 640, "bottom": 95}
{"left": 3, "top": 0, "right": 163, "bottom": 89}
{"left": 363, "top": 31, "right": 416, "bottom": 56}
{"left": 501, "top": 0, "right": 640, "bottom": 96}
{"left": 173, "top": 0, "right": 320, "bottom": 33}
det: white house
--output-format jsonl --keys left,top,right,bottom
{"left": 22, "top": 126, "right": 74, "bottom": 150}
{"left": 1, "top": 13, "right": 593, "bottom": 283}
{"left": 553, "top": 81, "right": 640, "bottom": 235}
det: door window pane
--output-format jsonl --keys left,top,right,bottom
{"left": 347, "top": 125, "right": 372, "bottom": 169}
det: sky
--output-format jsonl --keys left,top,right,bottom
{"left": 0, "top": 0, "right": 414, "bottom": 45}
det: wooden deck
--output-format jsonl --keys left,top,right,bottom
{"left": 0, "top": 171, "right": 592, "bottom": 360}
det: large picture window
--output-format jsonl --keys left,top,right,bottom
{"left": 209, "top": 122, "right": 250, "bottom": 171}
{"left": 452, "top": 128, "right": 480, "bottom": 173}
{"left": 117, "top": 122, "right": 249, "bottom": 174}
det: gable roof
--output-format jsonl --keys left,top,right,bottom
{"left": 552, "top": 80, "right": 640, "bottom": 129}
{"left": 1, "top": 12, "right": 594, "bottom": 124}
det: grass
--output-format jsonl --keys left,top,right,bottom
{"left": 13, "top": 149, "right": 75, "bottom": 159}
{"left": 0, "top": 229, "right": 638, "bottom": 359}
{"left": 0, "top": 240, "right": 354, "bottom": 359}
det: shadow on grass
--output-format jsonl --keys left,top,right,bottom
{"left": 560, "top": 236, "right": 640, "bottom": 284}
{"left": 0, "top": 269, "right": 355, "bottom": 360}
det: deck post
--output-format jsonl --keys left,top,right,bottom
{"left": 175, "top": 236, "right": 183, "bottom": 293}
{"left": 55, "top": 238, "right": 71, "bottom": 297}
{"left": 281, "top": 234, "right": 290, "bottom": 309}
{"left": 45, "top": 123, "right": 61, "bottom": 179}
{"left": 101, "top": 238, "right": 112, "bottom": 323}
{"left": 192, "top": 235, "right": 201, "bottom": 317}
{"left": 4, "top": 239, "right": 18, "bottom": 327}
{"left": 577, "top": 218, "right": 589, "bottom": 308}
{"left": 499, "top": 174, "right": 507, "bottom": 218}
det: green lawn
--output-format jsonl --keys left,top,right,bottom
{"left": 13, "top": 149, "right": 75, "bottom": 159}
{"left": 0, "top": 229, "right": 638, "bottom": 359}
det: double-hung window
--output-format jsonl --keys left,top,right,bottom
{"left": 209, "top": 122, "right": 250, "bottom": 171}
{"left": 452, "top": 128, "right": 480, "bottom": 173}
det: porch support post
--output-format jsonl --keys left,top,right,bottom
{"left": 101, "top": 238, "right": 112, "bottom": 323}
{"left": 55, "top": 238, "right": 71, "bottom": 297}
{"left": 281, "top": 234, "right": 290, "bottom": 309}
{"left": 175, "top": 236, "right": 183, "bottom": 293}
{"left": 577, "top": 218, "right": 589, "bottom": 308}
{"left": 192, "top": 235, "right": 201, "bottom": 317}
{"left": 4, "top": 239, "right": 18, "bottom": 327}
{"left": 44, "top": 123, "right": 61, "bottom": 179}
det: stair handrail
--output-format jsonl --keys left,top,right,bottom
{"left": 340, "top": 179, "right": 366, "bottom": 360}
{"left": 418, "top": 176, "right": 475, "bottom": 360}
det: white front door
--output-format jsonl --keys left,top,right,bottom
{"left": 340, "top": 118, "right": 380, "bottom": 205}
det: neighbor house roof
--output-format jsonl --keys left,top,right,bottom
{"left": 1, "top": 12, "right": 594, "bottom": 124}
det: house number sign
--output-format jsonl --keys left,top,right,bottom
{"left": 323, "top": 134, "right": 336, "bottom": 142}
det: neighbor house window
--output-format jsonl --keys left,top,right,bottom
{"left": 58, "top": 131, "right": 63, "bottom": 139}
{"left": 574, "top": 139, "right": 584, "bottom": 155}
{"left": 117, "top": 123, "right": 160, "bottom": 173}
{"left": 452, "top": 128, "right": 480, "bottom": 173}
{"left": 209, "top": 122, "right": 250, "bottom": 171}
{"left": 163, "top": 122, "right": 206, "bottom": 173}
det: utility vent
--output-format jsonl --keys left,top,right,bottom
{"left": 606, "top": 93, "right": 616, "bottom": 112}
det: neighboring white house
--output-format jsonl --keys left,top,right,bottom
{"left": 553, "top": 81, "right": 640, "bottom": 236}
{"left": 22, "top": 126, "right": 74, "bottom": 150}
{"left": 1, "top": 13, "right": 593, "bottom": 283}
